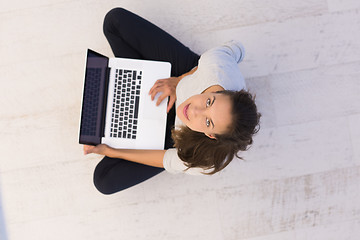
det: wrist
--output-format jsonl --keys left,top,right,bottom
{"left": 104, "top": 146, "right": 116, "bottom": 158}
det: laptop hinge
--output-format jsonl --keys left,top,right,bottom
{"left": 100, "top": 67, "right": 111, "bottom": 138}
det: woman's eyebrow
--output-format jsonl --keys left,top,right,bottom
{"left": 210, "top": 96, "right": 216, "bottom": 129}
{"left": 211, "top": 96, "right": 216, "bottom": 106}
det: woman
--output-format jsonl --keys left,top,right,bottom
{"left": 83, "top": 8, "right": 261, "bottom": 194}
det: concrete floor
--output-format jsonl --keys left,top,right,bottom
{"left": 1, "top": 0, "right": 360, "bottom": 239}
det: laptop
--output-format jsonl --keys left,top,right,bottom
{"left": 79, "top": 49, "right": 171, "bottom": 150}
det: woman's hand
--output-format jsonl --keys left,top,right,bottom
{"left": 149, "top": 77, "right": 180, "bottom": 113}
{"left": 83, "top": 144, "right": 113, "bottom": 156}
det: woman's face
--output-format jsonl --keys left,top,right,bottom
{"left": 176, "top": 92, "right": 232, "bottom": 138}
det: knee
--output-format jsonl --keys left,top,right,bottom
{"left": 93, "top": 163, "right": 116, "bottom": 195}
{"left": 103, "top": 8, "right": 129, "bottom": 35}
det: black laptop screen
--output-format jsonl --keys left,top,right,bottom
{"left": 79, "top": 50, "right": 110, "bottom": 145}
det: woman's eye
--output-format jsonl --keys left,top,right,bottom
{"left": 206, "top": 118, "right": 210, "bottom": 127}
{"left": 206, "top": 98, "right": 211, "bottom": 107}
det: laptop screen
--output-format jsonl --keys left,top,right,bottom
{"left": 86, "top": 49, "right": 109, "bottom": 73}
{"left": 79, "top": 50, "right": 110, "bottom": 145}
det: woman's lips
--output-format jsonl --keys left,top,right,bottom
{"left": 183, "top": 104, "right": 190, "bottom": 120}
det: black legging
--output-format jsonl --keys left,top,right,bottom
{"left": 93, "top": 8, "right": 200, "bottom": 194}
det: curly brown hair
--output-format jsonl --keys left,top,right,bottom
{"left": 171, "top": 90, "right": 261, "bottom": 174}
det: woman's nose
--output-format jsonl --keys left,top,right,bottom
{"left": 193, "top": 105, "right": 205, "bottom": 116}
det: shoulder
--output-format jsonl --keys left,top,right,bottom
{"left": 200, "top": 41, "right": 245, "bottom": 65}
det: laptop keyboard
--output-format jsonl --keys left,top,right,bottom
{"left": 81, "top": 67, "right": 102, "bottom": 136}
{"left": 110, "top": 69, "right": 142, "bottom": 139}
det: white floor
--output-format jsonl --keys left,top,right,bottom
{"left": 1, "top": 0, "right": 360, "bottom": 239}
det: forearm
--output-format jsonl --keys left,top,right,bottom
{"left": 106, "top": 148, "right": 166, "bottom": 168}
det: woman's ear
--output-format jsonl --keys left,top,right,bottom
{"left": 205, "top": 133, "right": 216, "bottom": 140}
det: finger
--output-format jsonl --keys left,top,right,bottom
{"left": 149, "top": 84, "right": 164, "bottom": 100}
{"left": 167, "top": 96, "right": 176, "bottom": 113}
{"left": 83, "top": 145, "right": 93, "bottom": 155}
{"left": 150, "top": 90, "right": 158, "bottom": 101}
{"left": 156, "top": 93, "right": 169, "bottom": 106}
{"left": 149, "top": 79, "right": 164, "bottom": 95}
{"left": 151, "top": 87, "right": 166, "bottom": 101}
{"left": 149, "top": 83, "right": 158, "bottom": 95}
